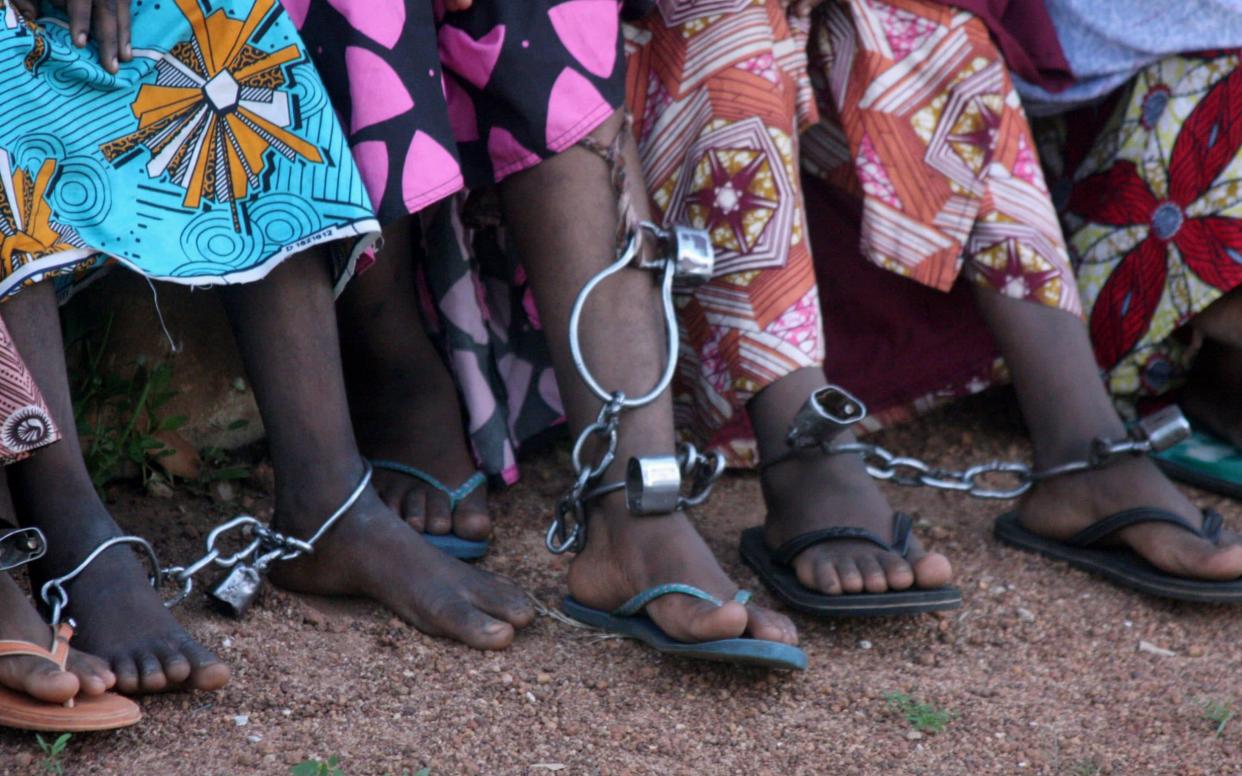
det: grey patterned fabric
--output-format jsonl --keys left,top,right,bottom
{"left": 1016, "top": 0, "right": 1242, "bottom": 114}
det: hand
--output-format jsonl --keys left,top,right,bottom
{"left": 10, "top": 0, "right": 40, "bottom": 20}
{"left": 48, "top": 0, "right": 133, "bottom": 74}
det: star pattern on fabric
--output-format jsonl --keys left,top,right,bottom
{"left": 685, "top": 148, "right": 779, "bottom": 254}
{"left": 101, "top": 0, "right": 322, "bottom": 224}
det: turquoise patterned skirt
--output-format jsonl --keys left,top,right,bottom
{"left": 0, "top": 0, "right": 377, "bottom": 299}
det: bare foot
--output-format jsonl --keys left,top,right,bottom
{"left": 567, "top": 492, "right": 798, "bottom": 644}
{"left": 24, "top": 505, "right": 230, "bottom": 695}
{"left": 1019, "top": 456, "right": 1242, "bottom": 580}
{"left": 760, "top": 433, "right": 953, "bottom": 594}
{"left": 350, "top": 358, "right": 492, "bottom": 541}
{"left": 0, "top": 573, "right": 115, "bottom": 704}
{"left": 267, "top": 462, "right": 532, "bottom": 650}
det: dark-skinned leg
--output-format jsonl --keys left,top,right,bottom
{"left": 3, "top": 281, "right": 230, "bottom": 694}
{"left": 501, "top": 110, "right": 796, "bottom": 645}
{"left": 972, "top": 286, "right": 1242, "bottom": 580}
{"left": 337, "top": 214, "right": 490, "bottom": 540}
{"left": 216, "top": 249, "right": 533, "bottom": 650}
{"left": 751, "top": 367, "right": 954, "bottom": 594}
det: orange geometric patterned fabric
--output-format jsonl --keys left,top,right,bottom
{"left": 626, "top": 0, "right": 825, "bottom": 465}
{"left": 802, "top": 0, "right": 1081, "bottom": 314}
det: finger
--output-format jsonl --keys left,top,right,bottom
{"left": 68, "top": 0, "right": 92, "bottom": 48}
{"left": 93, "top": 0, "right": 119, "bottom": 73}
{"left": 117, "top": 0, "right": 132, "bottom": 61}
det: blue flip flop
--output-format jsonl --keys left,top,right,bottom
{"left": 371, "top": 460, "right": 490, "bottom": 560}
{"left": 560, "top": 584, "right": 808, "bottom": 670}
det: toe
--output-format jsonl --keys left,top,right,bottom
{"left": 835, "top": 558, "right": 865, "bottom": 594}
{"left": 878, "top": 553, "right": 916, "bottom": 591}
{"left": 21, "top": 660, "right": 79, "bottom": 705}
{"left": 181, "top": 641, "right": 230, "bottom": 691}
{"left": 744, "top": 603, "right": 798, "bottom": 645}
{"left": 649, "top": 596, "right": 748, "bottom": 643}
{"left": 154, "top": 644, "right": 192, "bottom": 686}
{"left": 401, "top": 491, "right": 428, "bottom": 532}
{"left": 424, "top": 492, "right": 453, "bottom": 536}
{"left": 453, "top": 502, "right": 492, "bottom": 541}
{"left": 136, "top": 652, "right": 169, "bottom": 693}
{"left": 910, "top": 551, "right": 953, "bottom": 589}
{"left": 857, "top": 555, "right": 889, "bottom": 593}
{"left": 67, "top": 650, "right": 115, "bottom": 696}
{"left": 468, "top": 573, "right": 536, "bottom": 629}
{"left": 110, "top": 655, "right": 141, "bottom": 695}
{"left": 428, "top": 596, "right": 516, "bottom": 651}
{"left": 805, "top": 554, "right": 843, "bottom": 595}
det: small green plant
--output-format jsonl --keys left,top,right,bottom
{"left": 71, "top": 314, "right": 184, "bottom": 491}
{"left": 884, "top": 691, "right": 955, "bottom": 734}
{"left": 291, "top": 756, "right": 345, "bottom": 776}
{"left": 1067, "top": 759, "right": 1100, "bottom": 776}
{"left": 35, "top": 733, "right": 72, "bottom": 775}
{"left": 1202, "top": 699, "right": 1236, "bottom": 737}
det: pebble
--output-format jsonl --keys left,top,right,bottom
{"left": 233, "top": 714, "right": 249, "bottom": 727}
{"left": 1016, "top": 607, "right": 1036, "bottom": 623}
{"left": 906, "top": 731, "right": 924, "bottom": 740}
{"left": 15, "top": 752, "right": 32, "bottom": 768}
{"left": 1187, "top": 644, "right": 1206, "bottom": 657}
{"left": 1137, "top": 640, "right": 1175, "bottom": 657}
{"left": 858, "top": 640, "right": 872, "bottom": 650}
{"left": 537, "top": 673, "right": 552, "bottom": 685}
{"left": 211, "top": 480, "right": 237, "bottom": 505}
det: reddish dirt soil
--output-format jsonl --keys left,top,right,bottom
{"left": 2, "top": 394, "right": 1240, "bottom": 775}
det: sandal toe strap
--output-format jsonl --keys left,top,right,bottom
{"left": 610, "top": 584, "right": 750, "bottom": 618}
{"left": 771, "top": 513, "right": 914, "bottom": 566}
{"left": 1066, "top": 507, "right": 1224, "bottom": 548}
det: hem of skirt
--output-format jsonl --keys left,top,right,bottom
{"left": 0, "top": 220, "right": 382, "bottom": 302}
{"left": 402, "top": 172, "right": 466, "bottom": 218}
{"left": 491, "top": 101, "right": 619, "bottom": 183}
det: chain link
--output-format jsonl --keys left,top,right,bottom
{"left": 547, "top": 223, "right": 722, "bottom": 554}
{"left": 824, "top": 436, "right": 1159, "bottom": 500}
{"left": 39, "top": 464, "right": 373, "bottom": 622}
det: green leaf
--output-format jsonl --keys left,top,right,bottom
{"left": 159, "top": 415, "right": 189, "bottom": 432}
{"left": 209, "top": 466, "right": 251, "bottom": 481}
{"left": 226, "top": 419, "right": 250, "bottom": 431}
{"left": 290, "top": 762, "right": 321, "bottom": 776}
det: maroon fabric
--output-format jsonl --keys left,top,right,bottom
{"left": 936, "top": 0, "right": 1072, "bottom": 92}
{"left": 805, "top": 176, "right": 999, "bottom": 413}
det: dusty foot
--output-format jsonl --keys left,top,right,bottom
{"left": 267, "top": 461, "right": 532, "bottom": 650}
{"left": 760, "top": 432, "right": 953, "bottom": 595}
{"left": 1180, "top": 341, "right": 1242, "bottom": 449}
{"left": 0, "top": 572, "right": 115, "bottom": 703}
{"left": 1019, "top": 453, "right": 1242, "bottom": 580}
{"left": 350, "top": 365, "right": 491, "bottom": 541}
{"left": 568, "top": 492, "right": 798, "bottom": 644}
{"left": 25, "top": 504, "right": 230, "bottom": 695}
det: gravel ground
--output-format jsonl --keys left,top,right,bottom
{"left": 2, "top": 393, "right": 1239, "bottom": 775}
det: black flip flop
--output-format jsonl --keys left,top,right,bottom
{"left": 994, "top": 509, "right": 1242, "bottom": 603}
{"left": 739, "top": 514, "right": 963, "bottom": 617}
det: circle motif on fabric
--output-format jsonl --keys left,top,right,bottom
{"left": 1140, "top": 85, "right": 1171, "bottom": 130}
{"left": 1150, "top": 201, "right": 1184, "bottom": 241}
{"left": 2, "top": 405, "right": 54, "bottom": 453}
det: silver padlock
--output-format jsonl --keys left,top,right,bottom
{"left": 207, "top": 564, "right": 263, "bottom": 619}
{"left": 626, "top": 455, "right": 683, "bottom": 515}
{"left": 0, "top": 527, "right": 45, "bottom": 572}
{"left": 667, "top": 225, "right": 714, "bottom": 286}
{"left": 1136, "top": 405, "right": 1192, "bottom": 452}
{"left": 787, "top": 385, "right": 867, "bottom": 448}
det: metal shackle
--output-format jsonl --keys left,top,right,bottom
{"left": 786, "top": 384, "right": 868, "bottom": 448}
